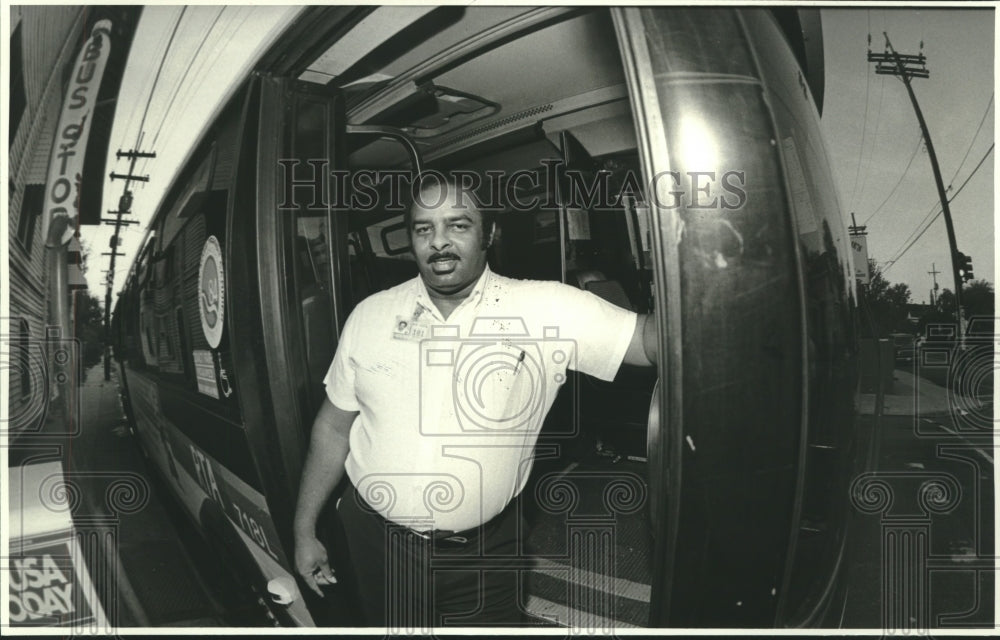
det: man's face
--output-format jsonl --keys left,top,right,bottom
{"left": 410, "top": 186, "right": 490, "bottom": 296}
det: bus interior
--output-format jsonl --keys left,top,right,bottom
{"left": 289, "top": 8, "right": 659, "bottom": 626}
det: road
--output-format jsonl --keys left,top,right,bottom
{"left": 843, "top": 368, "right": 995, "bottom": 630}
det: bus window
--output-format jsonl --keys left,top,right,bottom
{"left": 278, "top": 91, "right": 344, "bottom": 414}
{"left": 353, "top": 212, "right": 418, "bottom": 293}
{"left": 140, "top": 98, "right": 244, "bottom": 424}
{"left": 293, "top": 215, "right": 335, "bottom": 394}
{"left": 135, "top": 235, "right": 157, "bottom": 369}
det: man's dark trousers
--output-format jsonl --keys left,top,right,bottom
{"left": 337, "top": 486, "right": 527, "bottom": 628}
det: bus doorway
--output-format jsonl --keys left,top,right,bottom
{"left": 112, "top": 5, "right": 861, "bottom": 629}
{"left": 273, "top": 5, "right": 859, "bottom": 628}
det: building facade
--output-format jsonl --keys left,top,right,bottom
{"left": 8, "top": 5, "right": 139, "bottom": 437}
{"left": 8, "top": 6, "right": 89, "bottom": 434}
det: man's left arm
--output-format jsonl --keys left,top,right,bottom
{"left": 623, "top": 313, "right": 657, "bottom": 366}
{"left": 555, "top": 285, "right": 656, "bottom": 377}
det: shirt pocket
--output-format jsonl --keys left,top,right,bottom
{"left": 453, "top": 340, "right": 543, "bottom": 432}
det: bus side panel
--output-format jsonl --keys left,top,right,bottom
{"left": 114, "top": 82, "right": 315, "bottom": 626}
{"left": 122, "top": 368, "right": 311, "bottom": 624}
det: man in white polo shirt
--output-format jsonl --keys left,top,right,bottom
{"left": 293, "top": 176, "right": 657, "bottom": 626}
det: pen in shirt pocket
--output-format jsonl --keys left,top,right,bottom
{"left": 513, "top": 349, "right": 526, "bottom": 374}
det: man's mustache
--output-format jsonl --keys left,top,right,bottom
{"left": 428, "top": 252, "right": 460, "bottom": 264}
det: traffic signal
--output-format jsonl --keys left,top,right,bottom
{"left": 955, "top": 251, "right": 974, "bottom": 282}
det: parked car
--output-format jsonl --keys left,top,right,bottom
{"left": 891, "top": 333, "right": 916, "bottom": 366}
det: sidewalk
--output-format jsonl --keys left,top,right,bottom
{"left": 68, "top": 364, "right": 231, "bottom": 626}
{"left": 857, "top": 368, "right": 964, "bottom": 416}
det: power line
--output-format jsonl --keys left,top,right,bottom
{"left": 947, "top": 93, "right": 994, "bottom": 188}
{"left": 884, "top": 167, "right": 981, "bottom": 272}
{"left": 879, "top": 106, "right": 993, "bottom": 257}
{"left": 887, "top": 140, "right": 996, "bottom": 267}
{"left": 117, "top": 15, "right": 175, "bottom": 149}
{"left": 945, "top": 143, "right": 992, "bottom": 204}
{"left": 157, "top": 8, "right": 228, "bottom": 135}
{"left": 882, "top": 200, "right": 941, "bottom": 271}
{"left": 137, "top": 8, "right": 252, "bottom": 178}
{"left": 159, "top": 18, "right": 234, "bottom": 138}
{"left": 132, "top": 6, "right": 188, "bottom": 150}
{"left": 863, "top": 132, "right": 922, "bottom": 225}
{"left": 882, "top": 143, "right": 994, "bottom": 272}
{"left": 886, "top": 97, "right": 997, "bottom": 257}
{"left": 855, "top": 74, "right": 886, "bottom": 210}
{"left": 850, "top": 20, "right": 875, "bottom": 211}
{"left": 138, "top": 8, "right": 226, "bottom": 174}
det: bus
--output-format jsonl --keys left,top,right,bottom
{"left": 112, "top": 6, "right": 865, "bottom": 628}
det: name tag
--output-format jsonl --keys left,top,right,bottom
{"left": 392, "top": 315, "right": 430, "bottom": 341}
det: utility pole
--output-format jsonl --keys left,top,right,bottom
{"left": 869, "top": 33, "right": 964, "bottom": 336}
{"left": 848, "top": 212, "right": 870, "bottom": 285}
{"left": 104, "top": 147, "right": 155, "bottom": 379}
{"left": 848, "top": 211, "right": 867, "bottom": 237}
{"left": 927, "top": 262, "right": 940, "bottom": 307}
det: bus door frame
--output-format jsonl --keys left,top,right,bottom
{"left": 254, "top": 73, "right": 349, "bottom": 511}
{"left": 224, "top": 74, "right": 351, "bottom": 626}
{"left": 613, "top": 7, "right": 815, "bottom": 627}
{"left": 611, "top": 8, "right": 685, "bottom": 627}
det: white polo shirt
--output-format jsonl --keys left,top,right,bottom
{"left": 324, "top": 265, "right": 637, "bottom": 532}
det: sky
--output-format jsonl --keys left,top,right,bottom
{"left": 89, "top": 5, "right": 303, "bottom": 294}
{"left": 820, "top": 8, "right": 995, "bottom": 303}
{"left": 84, "top": 5, "right": 996, "bottom": 307}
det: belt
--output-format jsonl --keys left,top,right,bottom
{"left": 409, "top": 528, "right": 473, "bottom": 545}
{"left": 353, "top": 487, "right": 516, "bottom": 547}
{"left": 405, "top": 508, "right": 505, "bottom": 547}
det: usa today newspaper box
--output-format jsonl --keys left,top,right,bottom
{"left": 8, "top": 461, "right": 109, "bottom": 628}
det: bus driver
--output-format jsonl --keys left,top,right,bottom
{"left": 293, "top": 176, "right": 658, "bottom": 626}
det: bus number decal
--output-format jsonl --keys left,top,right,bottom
{"left": 232, "top": 502, "right": 279, "bottom": 561}
{"left": 179, "top": 439, "right": 290, "bottom": 567}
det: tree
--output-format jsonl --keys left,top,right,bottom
{"left": 935, "top": 288, "right": 956, "bottom": 314}
{"left": 861, "top": 259, "right": 913, "bottom": 337}
{"left": 73, "top": 291, "right": 105, "bottom": 371}
{"left": 962, "top": 279, "right": 995, "bottom": 317}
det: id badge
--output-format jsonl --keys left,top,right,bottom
{"left": 392, "top": 315, "right": 430, "bottom": 341}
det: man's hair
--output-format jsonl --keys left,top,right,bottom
{"left": 403, "top": 173, "right": 496, "bottom": 249}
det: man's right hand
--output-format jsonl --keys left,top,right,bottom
{"left": 295, "top": 535, "right": 336, "bottom": 596}
{"left": 293, "top": 399, "right": 356, "bottom": 597}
